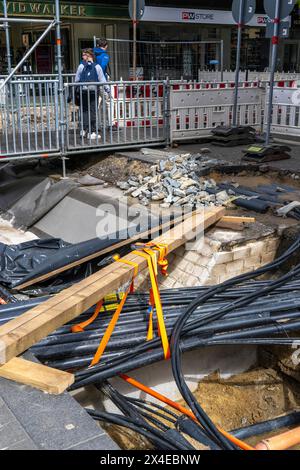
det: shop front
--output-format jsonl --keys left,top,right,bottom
{"left": 0, "top": 1, "right": 130, "bottom": 73}
{"left": 139, "top": 5, "right": 271, "bottom": 72}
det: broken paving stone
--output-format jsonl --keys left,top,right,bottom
{"left": 173, "top": 188, "right": 186, "bottom": 198}
{"left": 215, "top": 190, "right": 230, "bottom": 204}
{"left": 159, "top": 160, "right": 166, "bottom": 172}
{"left": 170, "top": 168, "right": 183, "bottom": 179}
{"left": 127, "top": 179, "right": 140, "bottom": 187}
{"left": 175, "top": 196, "right": 190, "bottom": 206}
{"left": 124, "top": 187, "right": 138, "bottom": 195}
{"left": 131, "top": 187, "right": 144, "bottom": 198}
{"left": 152, "top": 192, "right": 166, "bottom": 201}
{"left": 164, "top": 177, "right": 181, "bottom": 188}
{"left": 180, "top": 179, "right": 199, "bottom": 190}
{"left": 117, "top": 181, "right": 130, "bottom": 190}
{"left": 186, "top": 186, "right": 199, "bottom": 195}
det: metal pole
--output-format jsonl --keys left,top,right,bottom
{"left": 220, "top": 40, "right": 224, "bottom": 82}
{"left": 0, "top": 20, "right": 56, "bottom": 89}
{"left": 232, "top": 0, "right": 244, "bottom": 127}
{"left": 3, "top": 0, "right": 12, "bottom": 73}
{"left": 54, "top": 0, "right": 66, "bottom": 177}
{"left": 133, "top": 0, "right": 137, "bottom": 80}
{"left": 265, "top": 0, "right": 281, "bottom": 146}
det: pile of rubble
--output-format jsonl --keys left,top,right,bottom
{"left": 117, "top": 153, "right": 231, "bottom": 208}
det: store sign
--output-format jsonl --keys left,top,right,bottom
{"left": 143, "top": 6, "right": 275, "bottom": 27}
{"left": 0, "top": 1, "right": 128, "bottom": 19}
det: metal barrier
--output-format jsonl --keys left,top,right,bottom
{"left": 265, "top": 86, "right": 300, "bottom": 139}
{"left": 64, "top": 81, "right": 168, "bottom": 153}
{"left": 169, "top": 82, "right": 264, "bottom": 143}
{"left": 0, "top": 78, "right": 60, "bottom": 159}
{"left": 1, "top": 74, "right": 300, "bottom": 164}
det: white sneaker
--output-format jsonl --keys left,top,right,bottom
{"left": 89, "top": 132, "right": 101, "bottom": 140}
{"left": 80, "top": 130, "right": 86, "bottom": 137}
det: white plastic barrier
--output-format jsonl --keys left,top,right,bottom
{"left": 265, "top": 87, "right": 300, "bottom": 139}
{"left": 170, "top": 82, "right": 264, "bottom": 142}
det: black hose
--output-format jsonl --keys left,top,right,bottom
{"left": 231, "top": 411, "right": 300, "bottom": 440}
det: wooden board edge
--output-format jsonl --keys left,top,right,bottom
{"left": 0, "top": 357, "right": 74, "bottom": 395}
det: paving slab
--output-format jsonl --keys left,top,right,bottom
{"left": 0, "top": 353, "right": 119, "bottom": 450}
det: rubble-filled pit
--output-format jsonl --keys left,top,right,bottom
{"left": 1, "top": 151, "right": 300, "bottom": 451}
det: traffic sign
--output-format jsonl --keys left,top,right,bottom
{"left": 129, "top": 0, "right": 145, "bottom": 21}
{"left": 265, "top": 20, "right": 290, "bottom": 38}
{"left": 232, "top": 0, "right": 256, "bottom": 24}
{"left": 263, "top": 0, "right": 296, "bottom": 20}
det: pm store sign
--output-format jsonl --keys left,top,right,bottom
{"left": 142, "top": 6, "right": 282, "bottom": 27}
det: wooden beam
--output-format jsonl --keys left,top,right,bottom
{"left": 0, "top": 357, "right": 74, "bottom": 394}
{"left": 0, "top": 207, "right": 224, "bottom": 365}
{"left": 220, "top": 216, "right": 256, "bottom": 223}
{"left": 16, "top": 214, "right": 186, "bottom": 291}
{"left": 216, "top": 220, "right": 245, "bottom": 231}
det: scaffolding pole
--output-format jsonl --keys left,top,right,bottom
{"left": 54, "top": 0, "right": 67, "bottom": 177}
{"left": 3, "top": 0, "right": 12, "bottom": 73}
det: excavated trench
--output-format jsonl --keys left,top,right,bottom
{"left": 67, "top": 157, "right": 300, "bottom": 450}
{"left": 1, "top": 155, "right": 300, "bottom": 451}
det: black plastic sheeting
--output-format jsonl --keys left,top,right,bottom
{"left": 7, "top": 178, "right": 78, "bottom": 229}
{"left": 0, "top": 236, "right": 124, "bottom": 289}
{"left": 0, "top": 162, "right": 78, "bottom": 229}
{"left": 0, "top": 162, "right": 46, "bottom": 211}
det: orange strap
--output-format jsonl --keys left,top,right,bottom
{"left": 133, "top": 249, "right": 170, "bottom": 359}
{"left": 71, "top": 300, "right": 103, "bottom": 333}
{"left": 120, "top": 374, "right": 254, "bottom": 451}
{"left": 90, "top": 259, "right": 139, "bottom": 367}
{"left": 147, "top": 242, "right": 169, "bottom": 277}
{"left": 117, "top": 258, "right": 139, "bottom": 292}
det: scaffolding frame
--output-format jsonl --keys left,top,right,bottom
{"left": 0, "top": 0, "right": 66, "bottom": 174}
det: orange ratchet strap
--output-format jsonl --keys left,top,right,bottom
{"left": 71, "top": 300, "right": 103, "bottom": 333}
{"left": 132, "top": 248, "right": 170, "bottom": 359}
{"left": 89, "top": 259, "right": 139, "bottom": 367}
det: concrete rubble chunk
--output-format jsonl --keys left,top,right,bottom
{"left": 117, "top": 181, "right": 130, "bottom": 190}
{"left": 117, "top": 150, "right": 232, "bottom": 210}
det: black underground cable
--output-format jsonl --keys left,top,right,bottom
{"left": 170, "top": 237, "right": 300, "bottom": 450}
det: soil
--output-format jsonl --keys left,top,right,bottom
{"left": 85, "top": 155, "right": 151, "bottom": 184}
{"left": 100, "top": 367, "right": 300, "bottom": 450}
{"left": 186, "top": 368, "right": 300, "bottom": 432}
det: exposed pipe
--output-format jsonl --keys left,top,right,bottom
{"left": 255, "top": 426, "right": 300, "bottom": 451}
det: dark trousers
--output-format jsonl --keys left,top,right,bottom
{"left": 82, "top": 90, "right": 98, "bottom": 133}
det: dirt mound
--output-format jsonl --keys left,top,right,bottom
{"left": 87, "top": 156, "right": 150, "bottom": 184}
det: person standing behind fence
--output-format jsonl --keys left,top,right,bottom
{"left": 75, "top": 49, "right": 109, "bottom": 140}
{"left": 94, "top": 38, "right": 110, "bottom": 79}
{"left": 93, "top": 38, "right": 116, "bottom": 131}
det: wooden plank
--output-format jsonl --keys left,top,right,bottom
{"left": 0, "top": 207, "right": 224, "bottom": 365}
{"left": 0, "top": 357, "right": 74, "bottom": 394}
{"left": 16, "top": 214, "right": 186, "bottom": 291}
{"left": 220, "top": 216, "right": 256, "bottom": 223}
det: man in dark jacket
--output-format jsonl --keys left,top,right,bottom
{"left": 93, "top": 38, "right": 110, "bottom": 79}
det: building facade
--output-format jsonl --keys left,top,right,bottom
{"left": 0, "top": 0, "right": 299, "bottom": 76}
